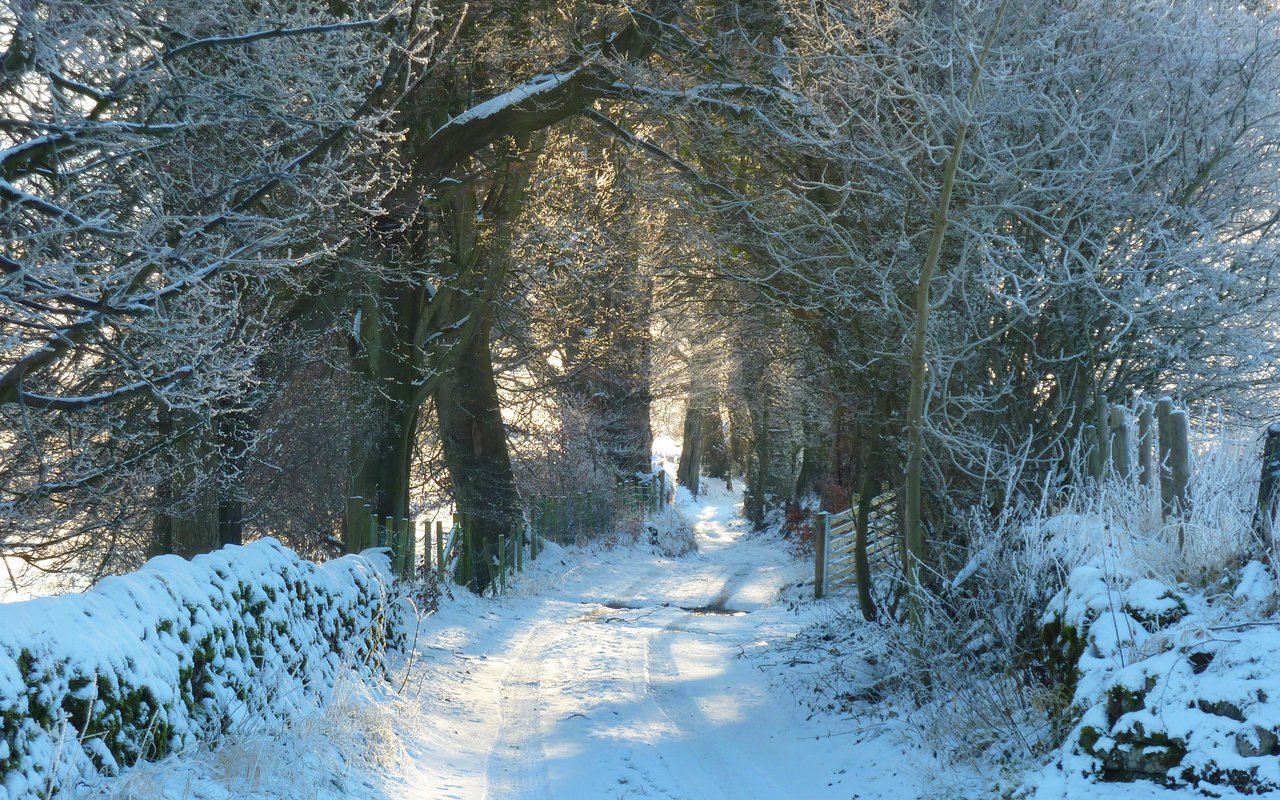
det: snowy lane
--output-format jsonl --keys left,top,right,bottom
{"left": 481, "top": 554, "right": 776, "bottom": 798}
{"left": 400, "top": 483, "right": 890, "bottom": 800}
{"left": 484, "top": 622, "right": 558, "bottom": 800}
{"left": 86, "top": 483, "right": 947, "bottom": 800}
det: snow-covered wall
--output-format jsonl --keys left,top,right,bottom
{"left": 0, "top": 540, "right": 403, "bottom": 800}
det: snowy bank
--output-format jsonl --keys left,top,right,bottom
{"left": 1030, "top": 561, "right": 1280, "bottom": 797}
{"left": 0, "top": 540, "right": 404, "bottom": 800}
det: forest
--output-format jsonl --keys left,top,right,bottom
{"left": 4, "top": 0, "right": 1280, "bottom": 797}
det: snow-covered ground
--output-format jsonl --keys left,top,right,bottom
{"left": 84, "top": 475, "right": 1268, "bottom": 800}
{"left": 91, "top": 480, "right": 954, "bottom": 799}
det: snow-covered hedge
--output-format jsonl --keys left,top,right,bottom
{"left": 0, "top": 540, "right": 404, "bottom": 800}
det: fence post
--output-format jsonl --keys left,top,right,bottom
{"left": 391, "top": 517, "right": 401, "bottom": 573}
{"left": 498, "top": 534, "right": 507, "bottom": 595}
{"left": 814, "top": 511, "right": 830, "bottom": 599}
{"left": 570, "top": 493, "right": 580, "bottom": 542}
{"left": 1138, "top": 401, "right": 1155, "bottom": 488}
{"left": 436, "top": 520, "right": 445, "bottom": 579}
{"left": 1169, "top": 409, "right": 1191, "bottom": 517}
{"left": 466, "top": 513, "right": 478, "bottom": 588}
{"left": 344, "top": 497, "right": 362, "bottom": 553}
{"left": 536, "top": 496, "right": 547, "bottom": 548}
{"left": 419, "top": 519, "right": 428, "bottom": 575}
{"left": 365, "top": 508, "right": 376, "bottom": 551}
{"left": 1109, "top": 405, "right": 1131, "bottom": 480}
{"left": 1252, "top": 423, "right": 1280, "bottom": 556}
{"left": 1083, "top": 424, "right": 1101, "bottom": 482}
{"left": 398, "top": 517, "right": 411, "bottom": 578}
{"left": 454, "top": 512, "right": 466, "bottom": 585}
{"left": 1157, "top": 397, "right": 1175, "bottom": 520}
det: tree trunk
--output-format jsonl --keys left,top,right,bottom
{"left": 349, "top": 273, "right": 426, "bottom": 522}
{"left": 701, "top": 403, "right": 731, "bottom": 481}
{"left": 854, "top": 466, "right": 878, "bottom": 622}
{"left": 903, "top": 0, "right": 1007, "bottom": 602}
{"left": 793, "top": 412, "right": 824, "bottom": 501}
{"left": 422, "top": 147, "right": 541, "bottom": 593}
{"left": 1252, "top": 423, "right": 1280, "bottom": 558}
{"left": 600, "top": 266, "right": 654, "bottom": 477}
{"left": 677, "top": 405, "right": 704, "bottom": 497}
{"left": 434, "top": 320, "right": 522, "bottom": 593}
{"left": 151, "top": 408, "right": 220, "bottom": 559}
{"left": 748, "top": 404, "right": 771, "bottom": 530}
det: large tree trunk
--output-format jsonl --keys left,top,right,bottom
{"left": 677, "top": 404, "right": 704, "bottom": 497}
{"left": 420, "top": 145, "right": 541, "bottom": 593}
{"left": 434, "top": 320, "right": 522, "bottom": 593}
{"left": 701, "top": 402, "right": 731, "bottom": 481}
{"left": 349, "top": 272, "right": 427, "bottom": 522}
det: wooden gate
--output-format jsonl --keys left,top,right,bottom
{"left": 814, "top": 492, "right": 898, "bottom": 599}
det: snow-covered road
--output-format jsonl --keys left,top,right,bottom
{"left": 85, "top": 482, "right": 1258, "bottom": 800}
{"left": 92, "top": 482, "right": 946, "bottom": 800}
{"left": 393, "top": 483, "right": 931, "bottom": 800}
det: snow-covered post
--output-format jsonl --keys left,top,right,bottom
{"left": 814, "top": 511, "right": 831, "bottom": 599}
{"left": 1138, "top": 402, "right": 1155, "bottom": 489}
{"left": 1157, "top": 397, "right": 1175, "bottom": 520}
{"left": 1169, "top": 409, "right": 1191, "bottom": 518}
{"left": 1251, "top": 423, "right": 1280, "bottom": 557}
{"left": 1109, "top": 405, "right": 1132, "bottom": 480}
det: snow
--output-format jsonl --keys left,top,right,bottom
{"left": 432, "top": 71, "right": 579, "bottom": 135}
{"left": 87, "top": 481, "right": 954, "bottom": 799}
{"left": 30, "top": 475, "right": 1280, "bottom": 800}
{"left": 0, "top": 540, "right": 402, "bottom": 800}
{"left": 1027, "top": 554, "right": 1280, "bottom": 799}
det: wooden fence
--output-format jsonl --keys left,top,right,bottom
{"left": 343, "top": 500, "right": 417, "bottom": 579}
{"left": 342, "top": 472, "right": 671, "bottom": 595}
{"left": 1084, "top": 396, "right": 1191, "bottom": 520}
{"left": 814, "top": 491, "right": 897, "bottom": 599}
{"left": 528, "top": 472, "right": 668, "bottom": 546}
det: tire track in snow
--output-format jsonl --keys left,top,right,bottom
{"left": 706, "top": 566, "right": 751, "bottom": 610}
{"left": 640, "top": 566, "right": 788, "bottom": 800}
{"left": 483, "top": 621, "right": 560, "bottom": 800}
